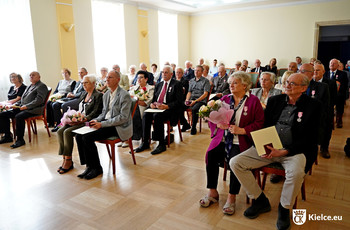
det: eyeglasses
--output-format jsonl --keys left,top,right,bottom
{"left": 299, "top": 70, "right": 312, "bottom": 73}
{"left": 285, "top": 81, "right": 306, "bottom": 87}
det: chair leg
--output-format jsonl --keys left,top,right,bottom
{"left": 128, "top": 138, "right": 136, "bottom": 165}
{"left": 105, "top": 144, "right": 112, "bottom": 159}
{"left": 246, "top": 195, "right": 250, "bottom": 204}
{"left": 26, "top": 120, "right": 32, "bottom": 142}
{"left": 293, "top": 197, "right": 298, "bottom": 209}
{"left": 199, "top": 117, "right": 202, "bottom": 132}
{"left": 166, "top": 122, "right": 170, "bottom": 147}
{"left": 301, "top": 181, "right": 306, "bottom": 201}
{"left": 261, "top": 172, "right": 268, "bottom": 190}
{"left": 177, "top": 121, "right": 183, "bottom": 142}
{"left": 43, "top": 119, "right": 51, "bottom": 137}
{"left": 33, "top": 120, "right": 37, "bottom": 134}
{"left": 110, "top": 143, "right": 116, "bottom": 174}
{"left": 12, "top": 119, "right": 16, "bottom": 140}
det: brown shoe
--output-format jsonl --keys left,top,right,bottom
{"left": 321, "top": 149, "right": 331, "bottom": 159}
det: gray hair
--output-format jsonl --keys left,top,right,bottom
{"left": 84, "top": 75, "right": 97, "bottom": 84}
{"left": 300, "top": 74, "right": 310, "bottom": 86}
{"left": 163, "top": 65, "right": 173, "bottom": 73}
{"left": 228, "top": 71, "right": 252, "bottom": 92}
{"left": 129, "top": 65, "right": 136, "bottom": 70}
{"left": 261, "top": 72, "right": 276, "bottom": 83}
{"left": 281, "top": 71, "right": 294, "bottom": 85}
{"left": 176, "top": 67, "right": 184, "bottom": 73}
{"left": 100, "top": 67, "right": 108, "bottom": 71}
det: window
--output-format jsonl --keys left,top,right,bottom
{"left": 0, "top": 0, "right": 37, "bottom": 101}
{"left": 158, "top": 11, "right": 178, "bottom": 67}
{"left": 91, "top": 0, "right": 126, "bottom": 74}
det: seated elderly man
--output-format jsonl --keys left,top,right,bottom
{"left": 211, "top": 65, "right": 229, "bottom": 100}
{"left": 135, "top": 65, "right": 183, "bottom": 155}
{"left": 185, "top": 65, "right": 211, "bottom": 135}
{"left": 230, "top": 73, "right": 322, "bottom": 230}
{"left": 75, "top": 70, "right": 132, "bottom": 179}
{"left": 288, "top": 62, "right": 298, "bottom": 73}
{"left": 0, "top": 71, "right": 48, "bottom": 148}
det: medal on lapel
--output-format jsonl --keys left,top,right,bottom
{"left": 168, "top": 87, "right": 172, "bottom": 92}
{"left": 311, "top": 90, "right": 315, "bottom": 98}
{"left": 243, "top": 106, "right": 248, "bottom": 116}
{"left": 297, "top": 112, "right": 303, "bottom": 122}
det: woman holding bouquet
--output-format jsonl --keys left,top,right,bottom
{"left": 124, "top": 70, "right": 154, "bottom": 145}
{"left": 199, "top": 71, "right": 264, "bottom": 215}
{"left": 56, "top": 75, "right": 103, "bottom": 174}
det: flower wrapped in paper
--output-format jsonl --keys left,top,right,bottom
{"left": 49, "top": 93, "right": 64, "bottom": 102}
{"left": 59, "top": 108, "right": 85, "bottom": 127}
{"left": 198, "top": 100, "right": 234, "bottom": 125}
{"left": 0, "top": 103, "right": 11, "bottom": 112}
{"left": 132, "top": 86, "right": 149, "bottom": 101}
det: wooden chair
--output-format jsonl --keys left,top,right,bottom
{"left": 164, "top": 120, "right": 183, "bottom": 147}
{"left": 247, "top": 72, "right": 259, "bottom": 88}
{"left": 12, "top": 87, "right": 52, "bottom": 142}
{"left": 97, "top": 98, "right": 138, "bottom": 174}
{"left": 256, "top": 162, "right": 306, "bottom": 209}
{"left": 277, "top": 68, "right": 288, "bottom": 78}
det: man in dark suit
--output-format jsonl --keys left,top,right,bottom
{"left": 183, "top": 60, "right": 195, "bottom": 81}
{"left": 0, "top": 71, "right": 48, "bottom": 148}
{"left": 300, "top": 64, "right": 330, "bottom": 158}
{"left": 135, "top": 65, "right": 183, "bottom": 155}
{"left": 314, "top": 63, "right": 337, "bottom": 158}
{"left": 132, "top": 63, "right": 154, "bottom": 86}
{"left": 324, "top": 58, "right": 348, "bottom": 128}
{"left": 231, "top": 73, "right": 322, "bottom": 230}
{"left": 250, "top": 59, "right": 266, "bottom": 74}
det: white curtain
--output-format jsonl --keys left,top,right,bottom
{"left": 91, "top": 0, "right": 126, "bottom": 74}
{"left": 0, "top": 0, "right": 37, "bottom": 101}
{"left": 158, "top": 11, "right": 178, "bottom": 67}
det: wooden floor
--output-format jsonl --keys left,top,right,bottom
{"left": 0, "top": 102, "right": 350, "bottom": 230}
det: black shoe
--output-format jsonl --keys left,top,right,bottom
{"left": 84, "top": 167, "right": 103, "bottom": 180}
{"left": 190, "top": 128, "right": 197, "bottom": 135}
{"left": 164, "top": 133, "right": 174, "bottom": 144}
{"left": 135, "top": 143, "right": 150, "bottom": 153}
{"left": 151, "top": 144, "right": 166, "bottom": 155}
{"left": 10, "top": 139, "right": 25, "bottom": 148}
{"left": 321, "top": 148, "right": 331, "bottom": 159}
{"left": 244, "top": 192, "right": 271, "bottom": 219}
{"left": 345, "top": 138, "right": 350, "bottom": 157}
{"left": 270, "top": 174, "right": 283, "bottom": 183}
{"left": 58, "top": 161, "right": 74, "bottom": 174}
{"left": 181, "top": 123, "right": 191, "bottom": 132}
{"left": 276, "top": 203, "right": 291, "bottom": 230}
{"left": 51, "top": 126, "right": 59, "bottom": 132}
{"left": 0, "top": 136, "right": 13, "bottom": 144}
{"left": 77, "top": 167, "right": 91, "bottom": 178}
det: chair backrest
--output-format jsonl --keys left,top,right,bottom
{"left": 130, "top": 97, "right": 138, "bottom": 118}
{"left": 278, "top": 68, "right": 288, "bottom": 78}
{"left": 247, "top": 72, "right": 259, "bottom": 88}
{"left": 225, "top": 68, "right": 231, "bottom": 75}
{"left": 43, "top": 87, "right": 52, "bottom": 116}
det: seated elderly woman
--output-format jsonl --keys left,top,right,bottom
{"left": 56, "top": 75, "right": 103, "bottom": 174}
{"left": 124, "top": 70, "right": 154, "bottom": 146}
{"left": 251, "top": 72, "right": 282, "bottom": 109}
{"left": 128, "top": 65, "right": 137, "bottom": 86}
{"left": 275, "top": 71, "right": 294, "bottom": 93}
{"left": 96, "top": 67, "right": 108, "bottom": 93}
{"left": 3, "top": 73, "right": 26, "bottom": 105}
{"left": 47, "top": 68, "right": 76, "bottom": 131}
{"left": 199, "top": 71, "right": 264, "bottom": 215}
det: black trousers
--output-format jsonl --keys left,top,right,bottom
{"left": 142, "top": 110, "right": 171, "bottom": 146}
{"left": 187, "top": 101, "right": 206, "bottom": 129}
{"left": 206, "top": 143, "right": 241, "bottom": 195}
{"left": 335, "top": 96, "right": 345, "bottom": 115}
{"left": 76, "top": 126, "right": 118, "bottom": 169}
{"left": 0, "top": 109, "right": 36, "bottom": 140}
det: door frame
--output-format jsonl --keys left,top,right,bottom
{"left": 313, "top": 20, "right": 350, "bottom": 59}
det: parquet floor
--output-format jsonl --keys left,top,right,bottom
{"left": 0, "top": 102, "right": 349, "bottom": 230}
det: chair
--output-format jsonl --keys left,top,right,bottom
{"left": 97, "top": 98, "right": 138, "bottom": 174}
{"left": 164, "top": 120, "right": 183, "bottom": 147}
{"left": 12, "top": 87, "right": 52, "bottom": 142}
{"left": 247, "top": 72, "right": 259, "bottom": 88}
{"left": 256, "top": 162, "right": 306, "bottom": 209}
{"left": 278, "top": 68, "right": 288, "bottom": 78}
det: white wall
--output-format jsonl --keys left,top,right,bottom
{"left": 190, "top": 0, "right": 350, "bottom": 69}
{"left": 177, "top": 14, "right": 191, "bottom": 68}
{"left": 30, "top": 0, "right": 61, "bottom": 89}
{"left": 148, "top": 9, "right": 159, "bottom": 66}
{"left": 124, "top": 4, "right": 139, "bottom": 72}
{"left": 73, "top": 0, "right": 96, "bottom": 75}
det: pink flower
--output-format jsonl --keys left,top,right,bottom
{"left": 71, "top": 117, "right": 77, "bottom": 122}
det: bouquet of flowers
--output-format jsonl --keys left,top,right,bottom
{"left": 0, "top": 103, "right": 11, "bottom": 112}
{"left": 49, "top": 93, "right": 64, "bottom": 102}
{"left": 198, "top": 100, "right": 234, "bottom": 125}
{"left": 60, "top": 108, "right": 85, "bottom": 126}
{"left": 133, "top": 86, "right": 149, "bottom": 101}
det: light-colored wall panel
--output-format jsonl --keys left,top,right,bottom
{"left": 190, "top": 0, "right": 350, "bottom": 69}
{"left": 124, "top": 4, "right": 139, "bottom": 71}
{"left": 148, "top": 9, "right": 159, "bottom": 66}
{"left": 72, "top": 0, "right": 96, "bottom": 75}
{"left": 30, "top": 0, "right": 61, "bottom": 89}
{"left": 177, "top": 14, "right": 190, "bottom": 68}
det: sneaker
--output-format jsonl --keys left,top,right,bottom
{"left": 117, "top": 142, "right": 123, "bottom": 147}
{"left": 122, "top": 142, "right": 129, "bottom": 148}
{"left": 244, "top": 192, "right": 271, "bottom": 219}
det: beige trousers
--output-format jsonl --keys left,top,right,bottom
{"left": 230, "top": 146, "right": 306, "bottom": 209}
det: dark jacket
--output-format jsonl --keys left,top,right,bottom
{"left": 78, "top": 89, "right": 103, "bottom": 121}
{"left": 264, "top": 94, "right": 322, "bottom": 172}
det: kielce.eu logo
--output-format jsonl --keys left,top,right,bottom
{"left": 293, "top": 209, "right": 307, "bottom": 225}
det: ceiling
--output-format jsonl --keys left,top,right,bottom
{"left": 122, "top": 0, "right": 336, "bottom": 15}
